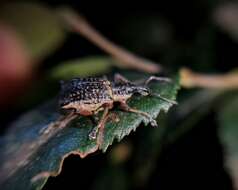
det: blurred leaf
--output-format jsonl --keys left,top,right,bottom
{"left": 109, "top": 142, "right": 132, "bottom": 165}
{"left": 218, "top": 95, "right": 238, "bottom": 190}
{"left": 0, "top": 2, "right": 66, "bottom": 60}
{"left": 91, "top": 166, "right": 129, "bottom": 190}
{"left": 0, "top": 23, "right": 32, "bottom": 106}
{"left": 0, "top": 74, "right": 179, "bottom": 190}
{"left": 50, "top": 56, "right": 113, "bottom": 79}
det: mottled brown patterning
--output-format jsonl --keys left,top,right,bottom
{"left": 59, "top": 74, "right": 177, "bottom": 141}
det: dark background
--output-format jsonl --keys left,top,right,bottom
{"left": 1, "top": 0, "right": 237, "bottom": 189}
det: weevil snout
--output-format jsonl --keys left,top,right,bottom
{"left": 133, "top": 85, "right": 177, "bottom": 105}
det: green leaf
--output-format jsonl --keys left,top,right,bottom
{"left": 0, "top": 74, "right": 180, "bottom": 190}
{"left": 0, "top": 2, "right": 66, "bottom": 59}
{"left": 50, "top": 56, "right": 113, "bottom": 79}
{"left": 218, "top": 95, "right": 238, "bottom": 189}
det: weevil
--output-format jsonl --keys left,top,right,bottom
{"left": 59, "top": 74, "right": 177, "bottom": 140}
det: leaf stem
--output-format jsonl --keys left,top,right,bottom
{"left": 58, "top": 7, "right": 162, "bottom": 73}
{"left": 180, "top": 67, "right": 238, "bottom": 89}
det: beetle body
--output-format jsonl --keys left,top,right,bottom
{"left": 60, "top": 78, "right": 113, "bottom": 115}
{"left": 59, "top": 74, "right": 176, "bottom": 140}
{"left": 59, "top": 77, "right": 145, "bottom": 115}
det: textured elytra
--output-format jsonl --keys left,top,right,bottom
{"left": 59, "top": 76, "right": 140, "bottom": 109}
{"left": 59, "top": 76, "right": 150, "bottom": 106}
{"left": 59, "top": 78, "right": 111, "bottom": 106}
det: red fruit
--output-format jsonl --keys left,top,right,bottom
{"left": 0, "top": 22, "right": 32, "bottom": 107}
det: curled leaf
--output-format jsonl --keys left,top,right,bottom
{"left": 0, "top": 74, "right": 180, "bottom": 190}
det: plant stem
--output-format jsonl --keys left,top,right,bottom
{"left": 180, "top": 67, "right": 238, "bottom": 89}
{"left": 58, "top": 7, "right": 162, "bottom": 73}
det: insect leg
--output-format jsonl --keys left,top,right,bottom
{"left": 119, "top": 102, "right": 158, "bottom": 127}
{"left": 144, "top": 76, "right": 171, "bottom": 86}
{"left": 89, "top": 107, "right": 105, "bottom": 124}
{"left": 89, "top": 107, "right": 110, "bottom": 140}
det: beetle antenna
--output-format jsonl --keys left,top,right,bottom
{"left": 144, "top": 76, "right": 171, "bottom": 86}
{"left": 150, "top": 92, "right": 178, "bottom": 105}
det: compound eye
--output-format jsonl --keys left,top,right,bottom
{"left": 125, "top": 87, "right": 133, "bottom": 94}
{"left": 139, "top": 88, "right": 150, "bottom": 96}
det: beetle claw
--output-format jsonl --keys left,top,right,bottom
{"left": 89, "top": 127, "right": 98, "bottom": 140}
{"left": 149, "top": 118, "right": 158, "bottom": 127}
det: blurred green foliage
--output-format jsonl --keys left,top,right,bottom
{"left": 0, "top": 2, "right": 66, "bottom": 60}
{"left": 50, "top": 56, "right": 113, "bottom": 79}
{"left": 219, "top": 96, "right": 238, "bottom": 189}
